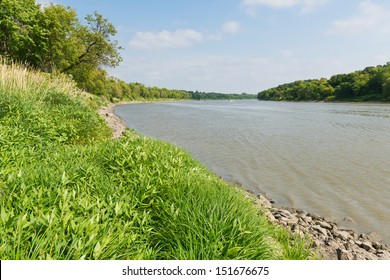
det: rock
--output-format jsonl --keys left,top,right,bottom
{"left": 317, "top": 221, "right": 333, "bottom": 230}
{"left": 361, "top": 241, "right": 375, "bottom": 252}
{"left": 277, "top": 209, "right": 294, "bottom": 218}
{"left": 337, "top": 248, "right": 353, "bottom": 260}
{"left": 372, "top": 242, "right": 384, "bottom": 250}
{"left": 311, "top": 214, "right": 322, "bottom": 220}
{"left": 300, "top": 215, "right": 312, "bottom": 224}
{"left": 257, "top": 195, "right": 273, "bottom": 209}
{"left": 376, "top": 250, "right": 390, "bottom": 259}
{"left": 266, "top": 213, "right": 277, "bottom": 223}
{"left": 247, "top": 189, "right": 390, "bottom": 260}
{"left": 312, "top": 225, "right": 328, "bottom": 237}
{"left": 333, "top": 230, "right": 350, "bottom": 241}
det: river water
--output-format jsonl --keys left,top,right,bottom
{"left": 115, "top": 100, "right": 390, "bottom": 244}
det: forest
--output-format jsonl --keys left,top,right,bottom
{"left": 258, "top": 63, "right": 390, "bottom": 102}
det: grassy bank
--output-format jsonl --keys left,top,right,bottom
{"left": 0, "top": 61, "right": 313, "bottom": 259}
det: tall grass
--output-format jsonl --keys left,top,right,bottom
{"left": 1, "top": 58, "right": 85, "bottom": 100}
{"left": 0, "top": 60, "right": 314, "bottom": 259}
{"left": 0, "top": 58, "right": 111, "bottom": 144}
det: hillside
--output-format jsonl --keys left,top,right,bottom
{"left": 0, "top": 61, "right": 312, "bottom": 259}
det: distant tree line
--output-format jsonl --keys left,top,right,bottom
{"left": 258, "top": 63, "right": 390, "bottom": 102}
{"left": 0, "top": 0, "right": 252, "bottom": 102}
{"left": 189, "top": 91, "right": 256, "bottom": 100}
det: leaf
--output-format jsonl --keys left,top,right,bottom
{"left": 226, "top": 247, "right": 243, "bottom": 257}
{"left": 93, "top": 242, "right": 101, "bottom": 259}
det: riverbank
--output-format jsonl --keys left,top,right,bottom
{"left": 102, "top": 102, "right": 390, "bottom": 260}
{"left": 2, "top": 61, "right": 314, "bottom": 259}
{"left": 253, "top": 193, "right": 390, "bottom": 260}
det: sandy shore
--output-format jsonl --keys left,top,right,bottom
{"left": 98, "top": 102, "right": 390, "bottom": 260}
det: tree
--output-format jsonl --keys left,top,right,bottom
{"left": 0, "top": 0, "right": 47, "bottom": 67}
{"left": 41, "top": 4, "right": 80, "bottom": 72}
{"left": 42, "top": 6, "right": 122, "bottom": 74}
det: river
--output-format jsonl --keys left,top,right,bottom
{"left": 115, "top": 100, "right": 390, "bottom": 244}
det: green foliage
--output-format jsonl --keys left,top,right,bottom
{"left": 0, "top": 0, "right": 47, "bottom": 67}
{"left": 258, "top": 63, "right": 390, "bottom": 102}
{"left": 190, "top": 91, "right": 257, "bottom": 100}
{"left": 0, "top": 61, "right": 313, "bottom": 260}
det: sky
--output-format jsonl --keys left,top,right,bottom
{"left": 36, "top": 0, "right": 390, "bottom": 94}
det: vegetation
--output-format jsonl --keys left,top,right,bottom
{"left": 0, "top": 0, "right": 254, "bottom": 102}
{"left": 258, "top": 63, "right": 390, "bottom": 102}
{"left": 190, "top": 91, "right": 256, "bottom": 100}
{"left": 0, "top": 61, "right": 313, "bottom": 259}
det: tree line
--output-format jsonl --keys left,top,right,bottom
{"left": 258, "top": 63, "right": 390, "bottom": 102}
{"left": 1, "top": 0, "right": 253, "bottom": 101}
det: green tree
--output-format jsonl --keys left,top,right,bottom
{"left": 41, "top": 4, "right": 80, "bottom": 72}
{"left": 0, "top": 0, "right": 47, "bottom": 67}
{"left": 42, "top": 5, "right": 122, "bottom": 74}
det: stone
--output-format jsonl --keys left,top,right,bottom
{"left": 257, "top": 195, "right": 273, "bottom": 209}
{"left": 286, "top": 217, "right": 299, "bottom": 226}
{"left": 312, "top": 225, "right": 328, "bottom": 237}
{"left": 300, "top": 215, "right": 313, "bottom": 223}
{"left": 333, "top": 230, "right": 350, "bottom": 241}
{"left": 311, "top": 214, "right": 322, "bottom": 220}
{"left": 317, "top": 221, "right": 333, "bottom": 230}
{"left": 361, "top": 241, "right": 375, "bottom": 252}
{"left": 355, "top": 240, "right": 363, "bottom": 247}
{"left": 266, "top": 213, "right": 277, "bottom": 223}
{"left": 376, "top": 250, "right": 390, "bottom": 259}
{"left": 337, "top": 248, "right": 353, "bottom": 260}
{"left": 372, "top": 242, "right": 384, "bottom": 250}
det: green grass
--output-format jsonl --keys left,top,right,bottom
{"left": 0, "top": 61, "right": 314, "bottom": 259}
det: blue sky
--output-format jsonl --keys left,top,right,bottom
{"left": 37, "top": 0, "right": 390, "bottom": 93}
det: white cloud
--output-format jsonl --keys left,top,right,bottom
{"left": 222, "top": 21, "right": 241, "bottom": 34}
{"left": 279, "top": 49, "right": 295, "bottom": 58}
{"left": 242, "top": 0, "right": 327, "bottom": 13}
{"left": 129, "top": 29, "right": 204, "bottom": 50}
{"left": 110, "top": 51, "right": 340, "bottom": 94}
{"left": 331, "top": 1, "right": 390, "bottom": 36}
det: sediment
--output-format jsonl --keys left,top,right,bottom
{"left": 99, "top": 102, "right": 390, "bottom": 260}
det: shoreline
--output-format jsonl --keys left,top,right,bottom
{"left": 98, "top": 101, "right": 390, "bottom": 260}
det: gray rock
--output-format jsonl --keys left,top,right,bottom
{"left": 376, "top": 250, "right": 390, "bottom": 259}
{"left": 317, "top": 221, "right": 333, "bottom": 230}
{"left": 333, "top": 230, "right": 350, "bottom": 241}
{"left": 257, "top": 195, "right": 273, "bottom": 209}
{"left": 311, "top": 214, "right": 322, "bottom": 220}
{"left": 286, "top": 217, "right": 299, "bottom": 226}
{"left": 312, "top": 225, "right": 328, "bottom": 237}
{"left": 337, "top": 248, "right": 353, "bottom": 260}
{"left": 301, "top": 215, "right": 312, "bottom": 223}
{"left": 361, "top": 241, "right": 375, "bottom": 252}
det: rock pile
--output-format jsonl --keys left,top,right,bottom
{"left": 98, "top": 104, "right": 128, "bottom": 138}
{"left": 256, "top": 195, "right": 390, "bottom": 260}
